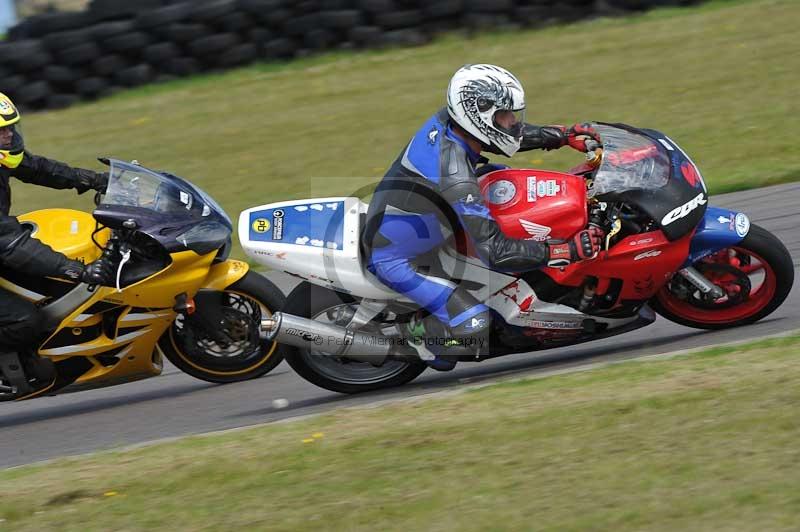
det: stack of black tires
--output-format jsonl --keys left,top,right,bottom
{"left": 0, "top": 0, "right": 700, "bottom": 111}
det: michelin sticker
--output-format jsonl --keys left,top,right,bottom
{"left": 734, "top": 213, "right": 750, "bottom": 238}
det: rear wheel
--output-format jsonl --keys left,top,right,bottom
{"left": 651, "top": 224, "right": 794, "bottom": 329}
{"left": 159, "top": 271, "right": 287, "bottom": 383}
{"left": 283, "top": 282, "right": 427, "bottom": 394}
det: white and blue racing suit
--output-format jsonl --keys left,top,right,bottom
{"left": 364, "top": 108, "right": 568, "bottom": 343}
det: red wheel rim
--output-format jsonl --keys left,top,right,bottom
{"left": 656, "top": 246, "right": 777, "bottom": 325}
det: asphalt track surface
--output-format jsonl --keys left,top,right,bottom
{"left": 2, "top": 183, "right": 798, "bottom": 469}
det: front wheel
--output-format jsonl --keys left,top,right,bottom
{"left": 651, "top": 224, "right": 794, "bottom": 330}
{"left": 159, "top": 271, "right": 288, "bottom": 383}
{"left": 283, "top": 282, "right": 427, "bottom": 394}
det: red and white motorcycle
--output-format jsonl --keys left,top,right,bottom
{"left": 239, "top": 123, "right": 794, "bottom": 393}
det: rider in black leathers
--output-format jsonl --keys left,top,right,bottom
{"left": 0, "top": 92, "right": 114, "bottom": 395}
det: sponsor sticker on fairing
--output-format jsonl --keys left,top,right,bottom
{"left": 734, "top": 213, "right": 750, "bottom": 238}
{"left": 272, "top": 209, "right": 284, "bottom": 240}
{"left": 527, "top": 176, "right": 562, "bottom": 202}
{"left": 661, "top": 193, "right": 707, "bottom": 226}
{"left": 252, "top": 218, "right": 270, "bottom": 233}
{"left": 634, "top": 250, "right": 662, "bottom": 261}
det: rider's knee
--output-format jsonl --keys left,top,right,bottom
{"left": 0, "top": 299, "right": 44, "bottom": 348}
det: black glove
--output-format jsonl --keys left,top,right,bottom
{"left": 74, "top": 170, "right": 109, "bottom": 195}
{"left": 60, "top": 258, "right": 116, "bottom": 286}
{"left": 546, "top": 226, "right": 605, "bottom": 267}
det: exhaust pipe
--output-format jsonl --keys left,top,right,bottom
{"left": 261, "top": 312, "right": 394, "bottom": 365}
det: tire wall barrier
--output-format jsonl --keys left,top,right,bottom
{"left": 1, "top": 0, "right": 703, "bottom": 111}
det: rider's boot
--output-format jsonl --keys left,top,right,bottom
{"left": 397, "top": 310, "right": 491, "bottom": 372}
{"left": 0, "top": 351, "right": 55, "bottom": 399}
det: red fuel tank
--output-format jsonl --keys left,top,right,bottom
{"left": 479, "top": 169, "right": 588, "bottom": 241}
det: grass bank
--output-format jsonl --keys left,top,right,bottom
{"left": 13, "top": 0, "right": 800, "bottom": 260}
{"left": 1, "top": 333, "right": 799, "bottom": 531}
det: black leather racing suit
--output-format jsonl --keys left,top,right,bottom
{"left": 363, "top": 108, "right": 569, "bottom": 341}
{"left": 0, "top": 152, "right": 105, "bottom": 351}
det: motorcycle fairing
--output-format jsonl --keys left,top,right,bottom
{"left": 684, "top": 206, "right": 750, "bottom": 266}
{"left": 240, "top": 197, "right": 403, "bottom": 300}
{"left": 593, "top": 124, "right": 709, "bottom": 241}
{"left": 543, "top": 230, "right": 693, "bottom": 302}
{"left": 246, "top": 199, "right": 345, "bottom": 249}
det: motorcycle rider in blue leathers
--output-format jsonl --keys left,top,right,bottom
{"left": 363, "top": 64, "right": 605, "bottom": 370}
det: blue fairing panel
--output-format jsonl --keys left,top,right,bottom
{"left": 685, "top": 205, "right": 751, "bottom": 266}
{"left": 248, "top": 201, "right": 344, "bottom": 249}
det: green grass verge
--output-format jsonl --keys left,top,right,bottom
{"left": 2, "top": 333, "right": 800, "bottom": 531}
{"left": 13, "top": 0, "right": 800, "bottom": 262}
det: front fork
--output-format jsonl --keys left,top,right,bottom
{"left": 677, "top": 267, "right": 725, "bottom": 299}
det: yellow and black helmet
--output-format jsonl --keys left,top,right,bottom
{"left": 0, "top": 93, "right": 24, "bottom": 169}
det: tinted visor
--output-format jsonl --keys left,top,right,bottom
{"left": 0, "top": 124, "right": 24, "bottom": 153}
{"left": 493, "top": 109, "right": 526, "bottom": 139}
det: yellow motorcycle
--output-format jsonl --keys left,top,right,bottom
{"left": 1, "top": 159, "right": 287, "bottom": 401}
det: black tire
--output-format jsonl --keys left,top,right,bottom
{"left": 321, "top": 10, "right": 363, "bottom": 29}
{"left": 165, "top": 56, "right": 202, "bottom": 76}
{"left": 259, "top": 8, "right": 292, "bottom": 27}
{"left": 3, "top": 75, "right": 27, "bottom": 94}
{"left": 215, "top": 11, "right": 254, "bottom": 33}
{"left": 75, "top": 76, "right": 110, "bottom": 97}
{"left": 238, "top": 0, "right": 287, "bottom": 13}
{"left": 159, "top": 271, "right": 288, "bottom": 383}
{"left": 45, "top": 93, "right": 81, "bottom": 109}
{"left": 43, "top": 65, "right": 82, "bottom": 85}
{"left": 26, "top": 11, "right": 91, "bottom": 36}
{"left": 303, "top": 28, "right": 337, "bottom": 50}
{"left": 57, "top": 42, "right": 102, "bottom": 66}
{"left": 283, "top": 14, "right": 321, "bottom": 37}
{"left": 42, "top": 29, "right": 91, "bottom": 51}
{"left": 92, "top": 54, "right": 129, "bottom": 76}
{"left": 90, "top": 0, "right": 161, "bottom": 22}
{"left": 113, "top": 64, "right": 153, "bottom": 87}
{"left": 14, "top": 51, "right": 53, "bottom": 72}
{"left": 187, "top": 33, "right": 241, "bottom": 56}
{"left": 424, "top": 0, "right": 462, "bottom": 18}
{"left": 261, "top": 37, "right": 296, "bottom": 59}
{"left": 249, "top": 27, "right": 273, "bottom": 51}
{"left": 374, "top": 10, "right": 423, "bottom": 30}
{"left": 190, "top": 0, "right": 238, "bottom": 23}
{"left": 3, "top": 40, "right": 45, "bottom": 69}
{"left": 102, "top": 32, "right": 152, "bottom": 54}
{"left": 135, "top": 2, "right": 193, "bottom": 28}
{"left": 358, "top": 0, "right": 396, "bottom": 14}
{"left": 464, "top": 0, "right": 513, "bottom": 11}
{"left": 90, "top": 20, "right": 136, "bottom": 40}
{"left": 348, "top": 25, "right": 382, "bottom": 47}
{"left": 650, "top": 224, "right": 794, "bottom": 330}
{"left": 154, "top": 23, "right": 210, "bottom": 43}
{"left": 12, "top": 81, "right": 50, "bottom": 105}
{"left": 144, "top": 42, "right": 182, "bottom": 65}
{"left": 283, "top": 282, "right": 427, "bottom": 394}
{"left": 211, "top": 42, "right": 258, "bottom": 68}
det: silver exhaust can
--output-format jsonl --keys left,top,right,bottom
{"left": 261, "top": 312, "right": 394, "bottom": 365}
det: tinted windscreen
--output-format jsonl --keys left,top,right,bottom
{"left": 590, "top": 125, "right": 671, "bottom": 197}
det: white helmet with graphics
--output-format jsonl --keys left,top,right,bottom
{"left": 447, "top": 64, "right": 526, "bottom": 157}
